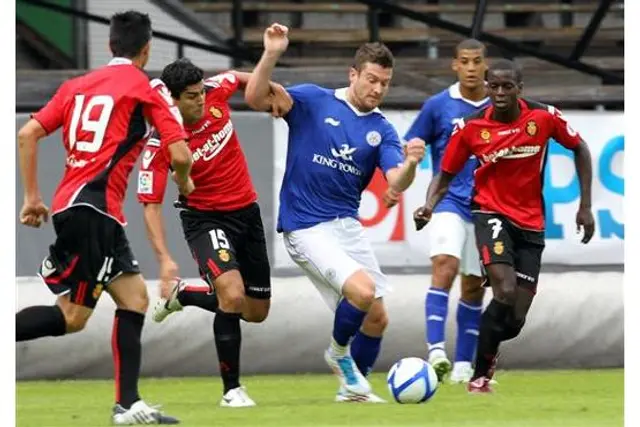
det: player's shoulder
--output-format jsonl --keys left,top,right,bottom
{"left": 287, "top": 83, "right": 332, "bottom": 96}
{"left": 521, "top": 98, "right": 564, "bottom": 120}
{"left": 204, "top": 71, "right": 238, "bottom": 89}
{"left": 458, "top": 105, "right": 491, "bottom": 127}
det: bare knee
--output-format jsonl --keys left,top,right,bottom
{"left": 460, "top": 275, "right": 485, "bottom": 304}
{"left": 243, "top": 298, "right": 270, "bottom": 323}
{"left": 107, "top": 273, "right": 150, "bottom": 314}
{"left": 491, "top": 275, "right": 517, "bottom": 305}
{"left": 343, "top": 270, "right": 375, "bottom": 311}
{"left": 431, "top": 255, "right": 459, "bottom": 291}
{"left": 361, "top": 300, "right": 389, "bottom": 336}
{"left": 57, "top": 297, "right": 92, "bottom": 334}
{"left": 216, "top": 270, "right": 246, "bottom": 313}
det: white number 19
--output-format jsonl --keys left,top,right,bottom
{"left": 69, "top": 94, "right": 114, "bottom": 153}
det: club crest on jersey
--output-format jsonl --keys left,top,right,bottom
{"left": 210, "top": 106, "right": 223, "bottom": 119}
{"left": 218, "top": 249, "right": 230, "bottom": 263}
{"left": 366, "top": 131, "right": 382, "bottom": 147}
{"left": 480, "top": 129, "right": 491, "bottom": 142}
{"left": 526, "top": 120, "right": 538, "bottom": 136}
{"left": 494, "top": 241, "right": 504, "bottom": 255}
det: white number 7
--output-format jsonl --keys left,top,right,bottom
{"left": 69, "top": 95, "right": 114, "bottom": 153}
{"left": 488, "top": 218, "right": 503, "bottom": 239}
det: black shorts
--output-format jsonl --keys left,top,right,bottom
{"left": 473, "top": 212, "right": 545, "bottom": 292}
{"left": 38, "top": 206, "right": 140, "bottom": 309}
{"left": 180, "top": 202, "right": 271, "bottom": 299}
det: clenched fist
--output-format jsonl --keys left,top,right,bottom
{"left": 264, "top": 23, "right": 289, "bottom": 54}
{"left": 405, "top": 137, "right": 426, "bottom": 165}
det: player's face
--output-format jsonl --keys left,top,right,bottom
{"left": 176, "top": 82, "right": 206, "bottom": 123}
{"left": 486, "top": 70, "right": 522, "bottom": 112}
{"left": 452, "top": 49, "right": 487, "bottom": 90}
{"left": 349, "top": 62, "right": 393, "bottom": 111}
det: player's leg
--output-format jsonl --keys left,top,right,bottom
{"left": 16, "top": 210, "right": 98, "bottom": 341}
{"left": 284, "top": 221, "right": 372, "bottom": 396}
{"left": 235, "top": 203, "right": 271, "bottom": 324}
{"left": 424, "top": 212, "right": 467, "bottom": 380}
{"left": 451, "top": 220, "right": 486, "bottom": 383}
{"left": 468, "top": 213, "right": 518, "bottom": 392}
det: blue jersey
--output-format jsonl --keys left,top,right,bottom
{"left": 277, "top": 84, "right": 404, "bottom": 233}
{"left": 404, "top": 83, "right": 489, "bottom": 222}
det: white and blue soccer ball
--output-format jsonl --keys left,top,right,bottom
{"left": 387, "top": 357, "right": 439, "bottom": 404}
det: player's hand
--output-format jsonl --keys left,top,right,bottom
{"left": 405, "top": 138, "right": 426, "bottom": 165}
{"left": 263, "top": 23, "right": 289, "bottom": 54}
{"left": 383, "top": 187, "right": 401, "bottom": 208}
{"left": 576, "top": 207, "right": 595, "bottom": 244}
{"left": 20, "top": 197, "right": 49, "bottom": 228}
{"left": 413, "top": 204, "right": 433, "bottom": 231}
{"left": 268, "top": 82, "right": 293, "bottom": 118}
{"left": 172, "top": 172, "right": 195, "bottom": 196}
{"left": 159, "top": 257, "right": 179, "bottom": 299}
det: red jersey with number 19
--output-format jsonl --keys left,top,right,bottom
{"left": 137, "top": 72, "right": 257, "bottom": 211}
{"left": 32, "top": 57, "right": 187, "bottom": 225}
{"left": 441, "top": 99, "right": 582, "bottom": 231}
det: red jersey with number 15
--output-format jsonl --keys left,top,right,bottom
{"left": 137, "top": 72, "right": 257, "bottom": 211}
{"left": 441, "top": 99, "right": 582, "bottom": 231}
{"left": 32, "top": 58, "right": 188, "bottom": 225}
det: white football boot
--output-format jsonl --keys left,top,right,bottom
{"left": 428, "top": 348, "right": 452, "bottom": 382}
{"left": 152, "top": 279, "right": 184, "bottom": 323}
{"left": 112, "top": 400, "right": 179, "bottom": 424}
{"left": 335, "top": 385, "right": 387, "bottom": 403}
{"left": 220, "top": 386, "right": 256, "bottom": 408}
{"left": 324, "top": 349, "right": 371, "bottom": 396}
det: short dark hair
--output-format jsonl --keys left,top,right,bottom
{"left": 488, "top": 58, "right": 523, "bottom": 82}
{"left": 352, "top": 42, "right": 395, "bottom": 71}
{"left": 109, "top": 11, "right": 152, "bottom": 58}
{"left": 454, "top": 39, "right": 487, "bottom": 57}
{"left": 160, "top": 58, "right": 204, "bottom": 98}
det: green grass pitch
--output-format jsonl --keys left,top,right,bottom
{"left": 17, "top": 369, "right": 623, "bottom": 427}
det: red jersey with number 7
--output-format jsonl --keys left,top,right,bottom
{"left": 440, "top": 99, "right": 582, "bottom": 231}
{"left": 31, "top": 58, "right": 188, "bottom": 226}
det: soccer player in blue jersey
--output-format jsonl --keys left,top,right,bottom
{"left": 246, "top": 23, "right": 426, "bottom": 402}
{"left": 407, "top": 39, "right": 490, "bottom": 383}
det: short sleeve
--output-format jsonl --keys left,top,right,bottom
{"left": 284, "top": 84, "right": 325, "bottom": 124}
{"left": 137, "top": 134, "right": 170, "bottom": 204}
{"left": 204, "top": 72, "right": 240, "bottom": 101}
{"left": 32, "top": 83, "right": 67, "bottom": 135}
{"left": 377, "top": 122, "right": 405, "bottom": 174}
{"left": 547, "top": 105, "right": 582, "bottom": 149}
{"left": 144, "top": 79, "right": 188, "bottom": 147}
{"left": 441, "top": 121, "right": 473, "bottom": 175}
{"left": 404, "top": 97, "right": 436, "bottom": 144}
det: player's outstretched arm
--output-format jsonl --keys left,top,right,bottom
{"left": 245, "top": 23, "right": 290, "bottom": 113}
{"left": 231, "top": 70, "right": 292, "bottom": 117}
{"left": 17, "top": 119, "right": 50, "bottom": 228}
{"left": 386, "top": 137, "right": 426, "bottom": 192}
{"left": 572, "top": 140, "right": 595, "bottom": 243}
{"left": 167, "top": 142, "right": 195, "bottom": 196}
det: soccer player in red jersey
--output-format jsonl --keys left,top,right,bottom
{"left": 137, "top": 58, "right": 291, "bottom": 407}
{"left": 16, "top": 11, "right": 192, "bottom": 424}
{"left": 414, "top": 59, "right": 595, "bottom": 393}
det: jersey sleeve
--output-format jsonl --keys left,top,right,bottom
{"left": 377, "top": 122, "right": 405, "bottom": 174}
{"left": 137, "top": 133, "right": 170, "bottom": 204}
{"left": 441, "top": 121, "right": 473, "bottom": 175}
{"left": 284, "top": 84, "right": 325, "bottom": 124}
{"left": 32, "top": 82, "right": 67, "bottom": 135}
{"left": 547, "top": 105, "right": 582, "bottom": 149}
{"left": 144, "top": 79, "right": 188, "bottom": 147}
{"left": 203, "top": 72, "right": 240, "bottom": 101}
{"left": 403, "top": 97, "right": 436, "bottom": 144}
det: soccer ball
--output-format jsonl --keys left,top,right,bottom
{"left": 386, "top": 357, "right": 439, "bottom": 404}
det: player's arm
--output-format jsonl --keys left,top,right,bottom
{"left": 17, "top": 85, "right": 66, "bottom": 227}
{"left": 137, "top": 139, "right": 179, "bottom": 296}
{"left": 549, "top": 107, "right": 595, "bottom": 243}
{"left": 414, "top": 122, "right": 471, "bottom": 230}
{"left": 245, "top": 23, "right": 290, "bottom": 114}
{"left": 222, "top": 71, "right": 292, "bottom": 117}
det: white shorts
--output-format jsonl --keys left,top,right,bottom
{"left": 283, "top": 217, "right": 390, "bottom": 310}
{"left": 427, "top": 212, "right": 481, "bottom": 277}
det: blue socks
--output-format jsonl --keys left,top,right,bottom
{"left": 332, "top": 299, "right": 367, "bottom": 347}
{"left": 351, "top": 331, "right": 382, "bottom": 377}
{"left": 425, "top": 288, "right": 449, "bottom": 353}
{"left": 455, "top": 300, "right": 483, "bottom": 363}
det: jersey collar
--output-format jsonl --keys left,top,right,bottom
{"left": 334, "top": 87, "right": 382, "bottom": 117}
{"left": 448, "top": 82, "right": 489, "bottom": 108}
{"left": 108, "top": 57, "right": 133, "bottom": 66}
